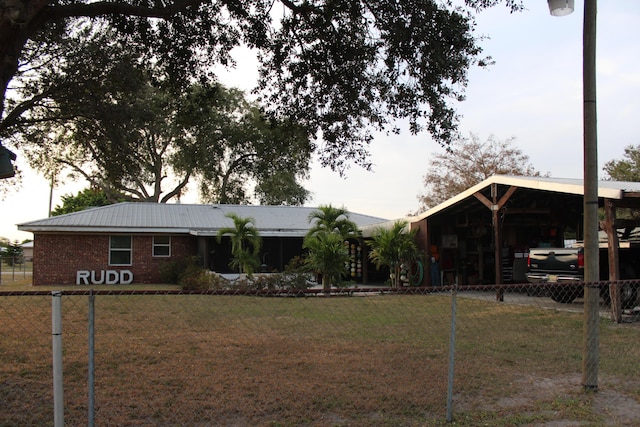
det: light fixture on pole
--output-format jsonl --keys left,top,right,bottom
{"left": 0, "top": 144, "right": 17, "bottom": 179}
{"left": 548, "top": 0, "right": 575, "bottom": 16}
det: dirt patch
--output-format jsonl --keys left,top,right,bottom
{"left": 456, "top": 373, "right": 640, "bottom": 426}
{"left": 592, "top": 389, "right": 640, "bottom": 426}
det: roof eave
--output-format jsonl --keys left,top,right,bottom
{"left": 415, "top": 175, "right": 626, "bottom": 221}
{"left": 17, "top": 226, "right": 192, "bottom": 234}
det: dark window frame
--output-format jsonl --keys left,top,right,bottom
{"left": 153, "top": 235, "right": 171, "bottom": 257}
{"left": 109, "top": 235, "right": 132, "bottom": 266}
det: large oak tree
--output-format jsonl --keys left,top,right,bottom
{"left": 14, "top": 27, "right": 312, "bottom": 204}
{"left": 1, "top": 0, "right": 523, "bottom": 176}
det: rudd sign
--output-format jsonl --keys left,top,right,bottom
{"left": 76, "top": 270, "right": 134, "bottom": 285}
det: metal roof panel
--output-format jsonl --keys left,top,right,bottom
{"left": 415, "top": 175, "right": 640, "bottom": 221}
{"left": 17, "top": 203, "right": 389, "bottom": 235}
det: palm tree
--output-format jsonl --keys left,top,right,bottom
{"left": 304, "top": 205, "right": 361, "bottom": 292}
{"left": 217, "top": 213, "right": 262, "bottom": 276}
{"left": 368, "top": 220, "right": 422, "bottom": 288}
{"left": 306, "top": 204, "right": 359, "bottom": 239}
{"left": 303, "top": 231, "right": 350, "bottom": 294}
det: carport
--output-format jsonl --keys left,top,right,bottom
{"left": 411, "top": 175, "right": 640, "bottom": 294}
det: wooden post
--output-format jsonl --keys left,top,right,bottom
{"left": 492, "top": 184, "right": 503, "bottom": 301}
{"left": 474, "top": 184, "right": 518, "bottom": 301}
{"left": 603, "top": 199, "right": 621, "bottom": 323}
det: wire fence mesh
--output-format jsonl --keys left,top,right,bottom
{"left": 0, "top": 256, "right": 32, "bottom": 285}
{"left": 1, "top": 282, "right": 640, "bottom": 426}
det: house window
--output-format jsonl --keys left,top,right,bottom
{"left": 110, "top": 235, "right": 132, "bottom": 266}
{"left": 153, "top": 236, "right": 171, "bottom": 257}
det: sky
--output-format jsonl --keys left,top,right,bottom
{"left": 2, "top": 1, "right": 640, "bottom": 242}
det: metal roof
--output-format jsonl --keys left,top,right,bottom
{"left": 416, "top": 175, "right": 640, "bottom": 221}
{"left": 17, "top": 203, "right": 389, "bottom": 237}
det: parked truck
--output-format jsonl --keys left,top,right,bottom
{"left": 526, "top": 246, "right": 639, "bottom": 308}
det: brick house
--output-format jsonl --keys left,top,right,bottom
{"left": 18, "top": 203, "right": 387, "bottom": 286}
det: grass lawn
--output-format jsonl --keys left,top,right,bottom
{"left": 1, "top": 289, "right": 639, "bottom": 426}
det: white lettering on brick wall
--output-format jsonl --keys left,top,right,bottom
{"left": 76, "top": 270, "right": 134, "bottom": 285}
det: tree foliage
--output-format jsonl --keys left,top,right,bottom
{"left": 51, "top": 187, "right": 116, "bottom": 216}
{"left": 367, "top": 220, "right": 421, "bottom": 288}
{"left": 1, "top": 0, "right": 524, "bottom": 176}
{"left": 14, "top": 31, "right": 312, "bottom": 204}
{"left": 305, "top": 204, "right": 359, "bottom": 239}
{"left": 303, "top": 204, "right": 359, "bottom": 293}
{"left": 303, "top": 231, "right": 350, "bottom": 293}
{"left": 603, "top": 145, "right": 640, "bottom": 182}
{"left": 3, "top": 240, "right": 24, "bottom": 265}
{"left": 253, "top": 171, "right": 310, "bottom": 206}
{"left": 195, "top": 87, "right": 312, "bottom": 205}
{"left": 418, "top": 133, "right": 541, "bottom": 211}
{"left": 216, "top": 213, "right": 262, "bottom": 276}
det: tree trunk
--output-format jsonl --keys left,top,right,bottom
{"left": 322, "top": 274, "right": 331, "bottom": 295}
{"left": 1, "top": 0, "right": 50, "bottom": 115}
{"left": 394, "top": 263, "right": 401, "bottom": 288}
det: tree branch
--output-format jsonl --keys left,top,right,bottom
{"left": 160, "top": 171, "right": 191, "bottom": 203}
{"left": 46, "top": 0, "right": 206, "bottom": 21}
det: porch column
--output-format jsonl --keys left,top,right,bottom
{"left": 474, "top": 184, "right": 518, "bottom": 301}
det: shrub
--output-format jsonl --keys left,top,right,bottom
{"left": 159, "top": 257, "right": 193, "bottom": 284}
{"left": 178, "top": 264, "right": 213, "bottom": 291}
{"left": 227, "top": 271, "right": 312, "bottom": 292}
{"left": 208, "top": 272, "right": 230, "bottom": 290}
{"left": 159, "top": 257, "right": 213, "bottom": 291}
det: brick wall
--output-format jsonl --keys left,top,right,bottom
{"left": 32, "top": 233, "right": 198, "bottom": 286}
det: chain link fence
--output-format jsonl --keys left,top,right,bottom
{"left": 0, "top": 255, "right": 32, "bottom": 285}
{"left": 1, "top": 282, "right": 640, "bottom": 426}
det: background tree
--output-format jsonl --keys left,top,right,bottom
{"left": 196, "top": 90, "right": 312, "bottom": 205}
{"left": 303, "top": 231, "right": 350, "bottom": 294}
{"left": 418, "top": 133, "right": 542, "bottom": 211}
{"left": 254, "top": 171, "right": 310, "bottom": 206}
{"left": 217, "top": 213, "right": 262, "bottom": 276}
{"left": 603, "top": 145, "right": 640, "bottom": 182}
{"left": 16, "top": 33, "right": 312, "bottom": 204}
{"left": 1, "top": 1, "right": 523, "bottom": 179}
{"left": 51, "top": 187, "right": 116, "bottom": 216}
{"left": 367, "top": 220, "right": 421, "bottom": 288}
{"left": 3, "top": 241, "right": 24, "bottom": 266}
{"left": 602, "top": 145, "right": 640, "bottom": 223}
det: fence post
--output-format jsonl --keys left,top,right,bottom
{"left": 52, "top": 291, "right": 64, "bottom": 427}
{"left": 446, "top": 284, "right": 458, "bottom": 423}
{"left": 88, "top": 291, "right": 95, "bottom": 427}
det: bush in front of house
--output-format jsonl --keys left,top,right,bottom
{"left": 219, "top": 271, "right": 311, "bottom": 292}
{"left": 178, "top": 263, "right": 214, "bottom": 291}
{"left": 159, "top": 257, "right": 214, "bottom": 291}
{"left": 159, "top": 257, "right": 193, "bottom": 284}
{"left": 210, "top": 258, "right": 313, "bottom": 292}
{"left": 159, "top": 256, "right": 312, "bottom": 292}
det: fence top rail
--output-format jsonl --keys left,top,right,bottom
{"left": 1, "top": 280, "right": 637, "bottom": 298}
{"left": 0, "top": 286, "right": 452, "bottom": 297}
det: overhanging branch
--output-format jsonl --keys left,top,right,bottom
{"left": 47, "top": 0, "right": 206, "bottom": 21}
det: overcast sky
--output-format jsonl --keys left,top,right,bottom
{"left": 2, "top": 1, "right": 639, "bottom": 242}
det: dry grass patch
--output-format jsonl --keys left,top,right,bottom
{"left": 0, "top": 291, "right": 639, "bottom": 426}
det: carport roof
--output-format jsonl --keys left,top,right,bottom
{"left": 17, "top": 203, "right": 389, "bottom": 237}
{"left": 416, "top": 175, "right": 640, "bottom": 220}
